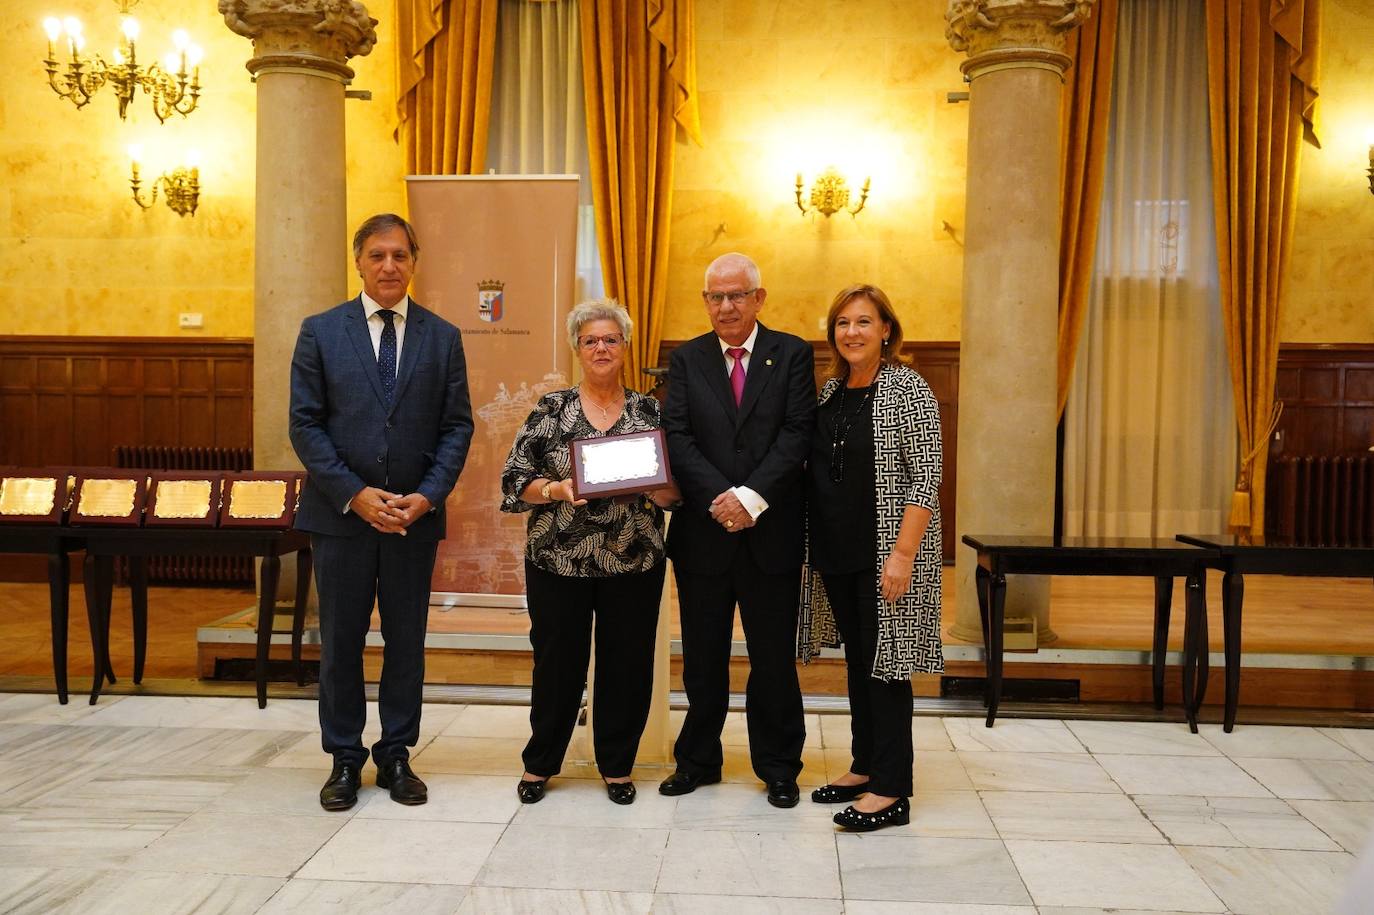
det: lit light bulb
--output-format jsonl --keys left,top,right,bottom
{"left": 163, "top": 51, "right": 180, "bottom": 72}
{"left": 121, "top": 16, "right": 139, "bottom": 42}
{"left": 128, "top": 143, "right": 143, "bottom": 163}
{"left": 112, "top": 47, "right": 124, "bottom": 65}
{"left": 43, "top": 18, "right": 61, "bottom": 41}
{"left": 186, "top": 149, "right": 203, "bottom": 169}
{"left": 71, "top": 33, "right": 85, "bottom": 53}
{"left": 171, "top": 29, "right": 189, "bottom": 50}
{"left": 62, "top": 16, "right": 81, "bottom": 37}
{"left": 187, "top": 44, "right": 203, "bottom": 67}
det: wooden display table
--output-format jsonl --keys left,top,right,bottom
{"left": 962, "top": 535, "right": 1218, "bottom": 731}
{"left": 1176, "top": 534, "right": 1374, "bottom": 732}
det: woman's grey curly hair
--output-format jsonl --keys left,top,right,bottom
{"left": 565, "top": 298, "right": 633, "bottom": 350}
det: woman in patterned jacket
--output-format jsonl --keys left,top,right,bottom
{"left": 500, "top": 299, "right": 679, "bottom": 806}
{"left": 798, "top": 283, "right": 943, "bottom": 832}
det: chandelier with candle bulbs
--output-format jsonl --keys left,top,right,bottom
{"left": 42, "top": 1, "right": 202, "bottom": 123}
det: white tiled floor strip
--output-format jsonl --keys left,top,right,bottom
{"left": 0, "top": 692, "right": 1368, "bottom": 914}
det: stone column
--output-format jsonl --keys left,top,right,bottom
{"left": 220, "top": 0, "right": 376, "bottom": 602}
{"left": 944, "top": 0, "right": 1093, "bottom": 646}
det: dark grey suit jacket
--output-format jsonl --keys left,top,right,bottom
{"left": 288, "top": 296, "right": 474, "bottom": 541}
{"left": 663, "top": 323, "right": 816, "bottom": 575}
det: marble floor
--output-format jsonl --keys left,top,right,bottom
{"left": 0, "top": 693, "right": 1370, "bottom": 914}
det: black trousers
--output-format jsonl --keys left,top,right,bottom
{"left": 822, "top": 570, "right": 914, "bottom": 798}
{"left": 673, "top": 544, "right": 806, "bottom": 783}
{"left": 312, "top": 531, "right": 438, "bottom": 769}
{"left": 522, "top": 560, "right": 665, "bottom": 779}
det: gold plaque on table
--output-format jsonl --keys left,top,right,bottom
{"left": 0, "top": 477, "right": 59, "bottom": 517}
{"left": 153, "top": 480, "right": 214, "bottom": 519}
{"left": 228, "top": 480, "right": 288, "bottom": 519}
{"left": 77, "top": 479, "right": 138, "bottom": 518}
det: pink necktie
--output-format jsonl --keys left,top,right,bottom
{"left": 727, "top": 347, "right": 747, "bottom": 406}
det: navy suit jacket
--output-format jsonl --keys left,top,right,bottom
{"left": 288, "top": 296, "right": 474, "bottom": 541}
{"left": 663, "top": 323, "right": 817, "bottom": 575}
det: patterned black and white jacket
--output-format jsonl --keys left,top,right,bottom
{"left": 798, "top": 362, "right": 945, "bottom": 680}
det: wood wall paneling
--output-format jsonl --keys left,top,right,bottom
{"left": 0, "top": 337, "right": 254, "bottom": 468}
{"left": 1272, "top": 344, "right": 1374, "bottom": 457}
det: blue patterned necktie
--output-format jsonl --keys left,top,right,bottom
{"left": 377, "top": 309, "right": 397, "bottom": 403}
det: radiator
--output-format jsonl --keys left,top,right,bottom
{"left": 1269, "top": 454, "right": 1374, "bottom": 547}
{"left": 113, "top": 445, "right": 255, "bottom": 584}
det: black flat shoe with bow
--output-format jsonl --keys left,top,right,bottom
{"left": 833, "top": 796, "right": 910, "bottom": 832}
{"left": 605, "top": 781, "right": 636, "bottom": 805}
{"left": 516, "top": 778, "right": 547, "bottom": 804}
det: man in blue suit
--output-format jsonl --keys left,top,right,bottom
{"left": 289, "top": 213, "right": 473, "bottom": 811}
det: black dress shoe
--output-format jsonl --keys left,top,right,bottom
{"left": 833, "top": 796, "right": 910, "bottom": 832}
{"left": 516, "top": 778, "right": 546, "bottom": 804}
{"left": 319, "top": 761, "right": 361, "bottom": 811}
{"left": 811, "top": 781, "right": 869, "bottom": 804}
{"left": 658, "top": 769, "right": 721, "bottom": 796}
{"left": 766, "top": 780, "right": 801, "bottom": 809}
{"left": 605, "top": 781, "right": 637, "bottom": 805}
{"left": 376, "top": 758, "right": 427, "bottom": 806}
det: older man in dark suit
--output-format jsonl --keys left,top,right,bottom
{"left": 289, "top": 213, "right": 473, "bottom": 811}
{"left": 659, "top": 253, "right": 817, "bottom": 808}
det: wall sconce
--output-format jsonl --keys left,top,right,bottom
{"left": 128, "top": 145, "right": 200, "bottom": 217}
{"left": 42, "top": 1, "right": 202, "bottom": 122}
{"left": 796, "top": 167, "right": 871, "bottom": 218}
{"left": 1367, "top": 138, "right": 1373, "bottom": 196}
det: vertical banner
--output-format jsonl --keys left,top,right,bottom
{"left": 406, "top": 176, "right": 579, "bottom": 599}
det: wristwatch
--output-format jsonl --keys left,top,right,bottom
{"left": 540, "top": 480, "right": 555, "bottom": 502}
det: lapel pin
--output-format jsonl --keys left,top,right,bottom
{"left": 765, "top": 358, "right": 773, "bottom": 366}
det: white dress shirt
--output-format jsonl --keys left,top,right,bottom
{"left": 715, "top": 323, "right": 768, "bottom": 520}
{"left": 361, "top": 291, "right": 409, "bottom": 363}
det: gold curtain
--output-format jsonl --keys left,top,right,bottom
{"left": 397, "top": 0, "right": 499, "bottom": 174}
{"left": 1056, "top": 0, "right": 1118, "bottom": 419}
{"left": 1205, "top": 0, "right": 1320, "bottom": 534}
{"left": 580, "top": 0, "right": 701, "bottom": 389}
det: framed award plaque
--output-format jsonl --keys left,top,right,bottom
{"left": 0, "top": 468, "right": 69, "bottom": 524}
{"left": 219, "top": 472, "right": 302, "bottom": 528}
{"left": 70, "top": 474, "right": 148, "bottom": 526}
{"left": 570, "top": 428, "right": 672, "bottom": 500}
{"left": 145, "top": 472, "right": 223, "bottom": 527}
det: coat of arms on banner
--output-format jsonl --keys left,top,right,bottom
{"left": 478, "top": 279, "right": 505, "bottom": 323}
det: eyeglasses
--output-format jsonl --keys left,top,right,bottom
{"left": 578, "top": 333, "right": 625, "bottom": 350}
{"left": 703, "top": 289, "right": 758, "bottom": 306}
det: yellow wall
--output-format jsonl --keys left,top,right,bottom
{"left": 663, "top": 0, "right": 968, "bottom": 344}
{"left": 2, "top": 0, "right": 1368, "bottom": 344}
{"left": 0, "top": 1, "right": 405, "bottom": 337}
{"left": 1282, "top": 0, "right": 1374, "bottom": 343}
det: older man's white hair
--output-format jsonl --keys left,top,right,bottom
{"left": 704, "top": 252, "right": 762, "bottom": 290}
{"left": 565, "top": 298, "right": 633, "bottom": 350}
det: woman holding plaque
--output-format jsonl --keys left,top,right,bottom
{"left": 798, "top": 283, "right": 943, "bottom": 832}
{"left": 500, "top": 298, "right": 679, "bottom": 806}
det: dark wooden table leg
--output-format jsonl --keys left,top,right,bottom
{"left": 975, "top": 563, "right": 991, "bottom": 709}
{"left": 84, "top": 555, "right": 114, "bottom": 704}
{"left": 48, "top": 552, "right": 70, "bottom": 705}
{"left": 1222, "top": 569, "right": 1244, "bottom": 732}
{"left": 1151, "top": 575, "right": 1172, "bottom": 711}
{"left": 99, "top": 556, "right": 117, "bottom": 685}
{"left": 256, "top": 555, "right": 281, "bottom": 709}
{"left": 985, "top": 569, "right": 1006, "bottom": 728}
{"left": 1181, "top": 572, "right": 1199, "bottom": 732}
{"left": 129, "top": 556, "right": 148, "bottom": 685}
{"left": 293, "top": 548, "right": 312, "bottom": 687}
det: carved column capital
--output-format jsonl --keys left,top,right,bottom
{"left": 945, "top": 0, "right": 1093, "bottom": 80}
{"left": 219, "top": 0, "right": 377, "bottom": 82}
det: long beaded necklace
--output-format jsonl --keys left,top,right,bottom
{"left": 829, "top": 382, "right": 874, "bottom": 483}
